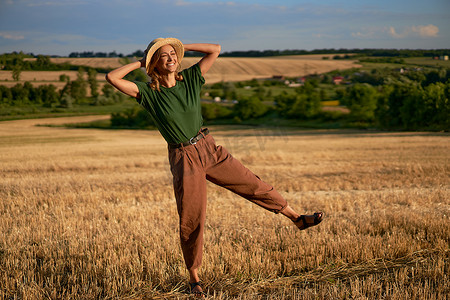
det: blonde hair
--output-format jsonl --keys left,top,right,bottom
{"left": 147, "top": 47, "right": 183, "bottom": 91}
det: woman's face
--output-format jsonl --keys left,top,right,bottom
{"left": 155, "top": 44, "right": 178, "bottom": 74}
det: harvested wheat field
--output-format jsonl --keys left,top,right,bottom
{"left": 0, "top": 116, "right": 448, "bottom": 299}
{"left": 182, "top": 56, "right": 359, "bottom": 83}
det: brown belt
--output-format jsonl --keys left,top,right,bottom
{"left": 168, "top": 128, "right": 209, "bottom": 149}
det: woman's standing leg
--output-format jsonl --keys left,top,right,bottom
{"left": 168, "top": 146, "right": 207, "bottom": 283}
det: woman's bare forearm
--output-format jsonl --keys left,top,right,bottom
{"left": 106, "top": 60, "right": 143, "bottom": 82}
{"left": 184, "top": 43, "right": 221, "bottom": 55}
{"left": 105, "top": 60, "right": 144, "bottom": 98}
{"left": 184, "top": 43, "right": 221, "bottom": 75}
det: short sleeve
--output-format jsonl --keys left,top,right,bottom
{"left": 133, "top": 81, "right": 151, "bottom": 104}
{"left": 181, "top": 64, "right": 205, "bottom": 89}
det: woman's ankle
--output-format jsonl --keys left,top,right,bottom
{"left": 280, "top": 205, "right": 300, "bottom": 222}
{"left": 189, "top": 268, "right": 200, "bottom": 283}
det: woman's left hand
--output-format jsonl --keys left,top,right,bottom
{"left": 139, "top": 51, "right": 147, "bottom": 68}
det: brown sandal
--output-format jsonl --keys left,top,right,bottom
{"left": 190, "top": 281, "right": 206, "bottom": 298}
{"left": 294, "top": 212, "right": 323, "bottom": 230}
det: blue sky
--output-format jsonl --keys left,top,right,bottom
{"left": 0, "top": 0, "right": 448, "bottom": 56}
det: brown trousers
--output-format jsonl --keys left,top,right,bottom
{"left": 168, "top": 131, "right": 288, "bottom": 271}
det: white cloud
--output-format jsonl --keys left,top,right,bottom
{"left": 389, "top": 24, "right": 439, "bottom": 38}
{"left": 352, "top": 24, "right": 440, "bottom": 40}
{"left": 0, "top": 32, "right": 25, "bottom": 40}
{"left": 388, "top": 27, "right": 405, "bottom": 38}
{"left": 411, "top": 24, "right": 439, "bottom": 37}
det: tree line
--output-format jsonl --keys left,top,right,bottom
{"left": 0, "top": 53, "right": 113, "bottom": 75}
{"left": 67, "top": 48, "right": 449, "bottom": 58}
{"left": 0, "top": 67, "right": 127, "bottom": 109}
{"left": 111, "top": 66, "right": 449, "bottom": 131}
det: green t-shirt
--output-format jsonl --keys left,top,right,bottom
{"left": 134, "top": 63, "right": 205, "bottom": 144}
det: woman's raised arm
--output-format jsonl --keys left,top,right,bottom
{"left": 105, "top": 59, "right": 144, "bottom": 98}
{"left": 183, "top": 43, "right": 221, "bottom": 75}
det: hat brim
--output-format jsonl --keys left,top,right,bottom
{"left": 145, "top": 38, "right": 184, "bottom": 73}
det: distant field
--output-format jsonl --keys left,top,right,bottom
{"left": 358, "top": 56, "right": 450, "bottom": 71}
{"left": 404, "top": 57, "right": 450, "bottom": 68}
{"left": 1, "top": 55, "right": 361, "bottom": 90}
{"left": 181, "top": 56, "right": 360, "bottom": 83}
{"left": 22, "top": 57, "right": 125, "bottom": 69}
{"left": 0, "top": 117, "right": 448, "bottom": 299}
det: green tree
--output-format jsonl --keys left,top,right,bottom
{"left": 376, "top": 81, "right": 449, "bottom": 131}
{"left": 398, "top": 83, "right": 424, "bottom": 130}
{"left": 286, "top": 81, "right": 322, "bottom": 118}
{"left": 100, "top": 83, "right": 126, "bottom": 103}
{"left": 111, "top": 106, "right": 155, "bottom": 128}
{"left": 254, "top": 86, "right": 266, "bottom": 100}
{"left": 375, "top": 84, "right": 391, "bottom": 128}
{"left": 59, "top": 74, "right": 70, "bottom": 82}
{"left": 102, "top": 83, "right": 115, "bottom": 98}
{"left": 288, "top": 93, "right": 321, "bottom": 119}
{"left": 423, "top": 68, "right": 447, "bottom": 86}
{"left": 423, "top": 82, "right": 449, "bottom": 130}
{"left": 12, "top": 64, "right": 22, "bottom": 81}
{"left": 0, "top": 86, "right": 13, "bottom": 104}
{"left": 353, "top": 69, "right": 385, "bottom": 86}
{"left": 40, "top": 85, "right": 59, "bottom": 108}
{"left": 59, "top": 94, "right": 74, "bottom": 109}
{"left": 343, "top": 83, "right": 378, "bottom": 122}
{"left": 233, "top": 96, "right": 268, "bottom": 119}
{"left": 35, "top": 55, "right": 51, "bottom": 68}
{"left": 87, "top": 68, "right": 99, "bottom": 97}
{"left": 201, "top": 103, "right": 232, "bottom": 121}
{"left": 70, "top": 68, "right": 88, "bottom": 102}
{"left": 11, "top": 83, "right": 29, "bottom": 104}
{"left": 274, "top": 92, "right": 296, "bottom": 117}
{"left": 26, "top": 81, "right": 42, "bottom": 104}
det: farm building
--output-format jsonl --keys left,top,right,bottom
{"left": 333, "top": 76, "right": 344, "bottom": 85}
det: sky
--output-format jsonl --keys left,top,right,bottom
{"left": 0, "top": 0, "right": 449, "bottom": 56}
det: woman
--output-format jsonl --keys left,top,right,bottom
{"left": 106, "top": 38, "right": 323, "bottom": 297}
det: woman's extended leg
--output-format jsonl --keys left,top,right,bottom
{"left": 203, "top": 135, "right": 323, "bottom": 228}
{"left": 204, "top": 135, "right": 287, "bottom": 213}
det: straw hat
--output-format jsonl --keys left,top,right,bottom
{"left": 145, "top": 37, "right": 184, "bottom": 73}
